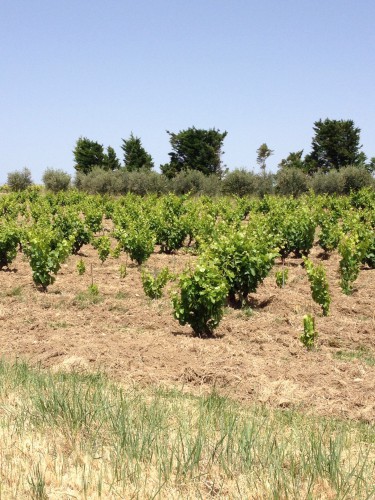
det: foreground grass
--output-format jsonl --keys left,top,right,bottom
{"left": 0, "top": 361, "right": 373, "bottom": 499}
{"left": 334, "top": 347, "right": 375, "bottom": 367}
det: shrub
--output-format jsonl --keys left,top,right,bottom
{"left": 222, "top": 169, "right": 257, "bottom": 197}
{"left": 172, "top": 262, "right": 228, "bottom": 337}
{"left": 311, "top": 167, "right": 374, "bottom": 195}
{"left": 349, "top": 187, "right": 375, "bottom": 210}
{"left": 92, "top": 235, "right": 111, "bottom": 263}
{"left": 53, "top": 212, "right": 91, "bottom": 254}
{"left": 200, "top": 174, "right": 222, "bottom": 196}
{"left": 101, "top": 168, "right": 126, "bottom": 194}
{"left": 23, "top": 228, "right": 73, "bottom": 291}
{"left": 275, "top": 268, "right": 288, "bottom": 288}
{"left": 318, "top": 215, "right": 342, "bottom": 254}
{"left": 340, "top": 166, "right": 374, "bottom": 194}
{"left": 84, "top": 207, "right": 103, "bottom": 233}
{"left": 76, "top": 168, "right": 127, "bottom": 195}
{"left": 170, "top": 169, "right": 206, "bottom": 195}
{"left": 255, "top": 173, "right": 275, "bottom": 197}
{"left": 303, "top": 258, "right": 331, "bottom": 316}
{"left": 76, "top": 259, "right": 86, "bottom": 275}
{"left": 7, "top": 168, "right": 33, "bottom": 191}
{"left": 311, "top": 170, "right": 345, "bottom": 195}
{"left": 338, "top": 234, "right": 361, "bottom": 295}
{"left": 42, "top": 168, "right": 71, "bottom": 192}
{"left": 75, "top": 168, "right": 112, "bottom": 194}
{"left": 127, "top": 170, "right": 169, "bottom": 195}
{"left": 141, "top": 267, "right": 172, "bottom": 299}
{"left": 270, "top": 207, "right": 317, "bottom": 261}
{"left": 276, "top": 168, "right": 310, "bottom": 197}
{"left": 344, "top": 221, "right": 375, "bottom": 270}
{"left": 205, "top": 231, "right": 277, "bottom": 307}
{"left": 114, "top": 223, "right": 155, "bottom": 265}
{"left": 0, "top": 224, "right": 20, "bottom": 269}
{"left": 361, "top": 232, "right": 375, "bottom": 268}
{"left": 119, "top": 263, "right": 127, "bottom": 278}
{"left": 301, "top": 314, "right": 318, "bottom": 350}
{"left": 153, "top": 195, "right": 189, "bottom": 253}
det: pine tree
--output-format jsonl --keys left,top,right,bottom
{"left": 305, "top": 119, "right": 365, "bottom": 173}
{"left": 102, "top": 146, "right": 121, "bottom": 171}
{"left": 256, "top": 143, "right": 274, "bottom": 174}
{"left": 121, "top": 133, "right": 154, "bottom": 171}
{"left": 73, "top": 137, "right": 104, "bottom": 174}
{"left": 161, "top": 127, "right": 227, "bottom": 178}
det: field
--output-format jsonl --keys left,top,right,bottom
{"left": 1, "top": 233, "right": 374, "bottom": 421}
{"left": 0, "top": 189, "right": 374, "bottom": 497}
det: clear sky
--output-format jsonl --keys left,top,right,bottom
{"left": 1, "top": 0, "right": 374, "bottom": 183}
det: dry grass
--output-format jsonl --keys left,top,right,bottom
{"left": 0, "top": 360, "right": 373, "bottom": 499}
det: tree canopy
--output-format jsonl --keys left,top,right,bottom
{"left": 102, "top": 146, "right": 121, "bottom": 171}
{"left": 278, "top": 150, "right": 306, "bottom": 171}
{"left": 71, "top": 119, "right": 373, "bottom": 181}
{"left": 121, "top": 133, "right": 154, "bottom": 172}
{"left": 256, "top": 143, "right": 274, "bottom": 173}
{"left": 73, "top": 137, "right": 105, "bottom": 174}
{"left": 305, "top": 119, "right": 365, "bottom": 173}
{"left": 161, "top": 127, "right": 227, "bottom": 178}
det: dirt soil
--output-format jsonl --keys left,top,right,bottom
{"left": 0, "top": 241, "right": 374, "bottom": 422}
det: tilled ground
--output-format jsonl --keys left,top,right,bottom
{"left": 0, "top": 241, "right": 374, "bottom": 421}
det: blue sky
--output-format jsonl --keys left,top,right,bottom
{"left": 1, "top": 0, "right": 374, "bottom": 183}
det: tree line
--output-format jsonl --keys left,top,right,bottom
{"left": 72, "top": 119, "right": 374, "bottom": 177}
{"left": 4, "top": 118, "right": 375, "bottom": 196}
{"left": 73, "top": 128, "right": 228, "bottom": 178}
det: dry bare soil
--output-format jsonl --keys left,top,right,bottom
{"left": 1, "top": 241, "right": 374, "bottom": 422}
